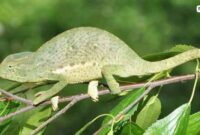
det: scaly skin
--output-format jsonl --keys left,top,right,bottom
{"left": 0, "top": 27, "right": 199, "bottom": 104}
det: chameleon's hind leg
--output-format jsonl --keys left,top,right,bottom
{"left": 33, "top": 81, "right": 67, "bottom": 105}
{"left": 102, "top": 65, "right": 125, "bottom": 94}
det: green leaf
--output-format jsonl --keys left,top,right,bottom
{"left": 0, "top": 106, "right": 52, "bottom": 135}
{"left": 76, "top": 88, "right": 146, "bottom": 135}
{"left": 118, "top": 122, "right": 144, "bottom": 135}
{"left": 100, "top": 87, "right": 145, "bottom": 134}
{"left": 20, "top": 106, "right": 52, "bottom": 135}
{"left": 0, "top": 101, "right": 19, "bottom": 117}
{"left": 136, "top": 96, "right": 161, "bottom": 129}
{"left": 144, "top": 103, "right": 191, "bottom": 135}
{"left": 186, "top": 111, "right": 200, "bottom": 135}
{"left": 19, "top": 85, "right": 52, "bottom": 135}
{"left": 0, "top": 101, "right": 20, "bottom": 134}
{"left": 103, "top": 88, "right": 145, "bottom": 125}
{"left": 168, "top": 45, "right": 195, "bottom": 53}
{"left": 0, "top": 104, "right": 30, "bottom": 135}
{"left": 0, "top": 85, "right": 52, "bottom": 135}
{"left": 143, "top": 51, "right": 176, "bottom": 61}
{"left": 143, "top": 44, "right": 195, "bottom": 61}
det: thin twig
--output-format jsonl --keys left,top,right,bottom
{"left": 29, "top": 98, "right": 79, "bottom": 135}
{"left": 93, "top": 86, "right": 155, "bottom": 135}
{"left": 0, "top": 96, "right": 75, "bottom": 123}
{"left": 0, "top": 73, "right": 198, "bottom": 123}
{"left": 0, "top": 106, "right": 34, "bottom": 122}
{"left": 0, "top": 95, "right": 88, "bottom": 123}
{"left": 0, "top": 73, "right": 199, "bottom": 132}
{"left": 117, "top": 86, "right": 154, "bottom": 116}
{"left": 0, "top": 88, "right": 33, "bottom": 105}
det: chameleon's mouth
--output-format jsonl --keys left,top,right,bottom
{"left": 0, "top": 74, "right": 23, "bottom": 83}
{"left": 0, "top": 67, "right": 17, "bottom": 82}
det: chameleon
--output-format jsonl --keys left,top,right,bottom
{"left": 0, "top": 27, "right": 199, "bottom": 104}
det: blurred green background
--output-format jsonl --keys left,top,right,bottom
{"left": 0, "top": 0, "right": 200, "bottom": 134}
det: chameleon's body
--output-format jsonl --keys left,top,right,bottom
{"left": 0, "top": 27, "right": 200, "bottom": 104}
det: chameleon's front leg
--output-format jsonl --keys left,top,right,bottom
{"left": 33, "top": 81, "right": 67, "bottom": 105}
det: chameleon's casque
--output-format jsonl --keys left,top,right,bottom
{"left": 0, "top": 27, "right": 199, "bottom": 104}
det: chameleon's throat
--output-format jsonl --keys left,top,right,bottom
{"left": 144, "top": 49, "right": 200, "bottom": 74}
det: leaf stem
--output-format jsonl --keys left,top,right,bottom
{"left": 75, "top": 114, "right": 115, "bottom": 135}
{"left": 189, "top": 59, "right": 199, "bottom": 104}
{"left": 0, "top": 101, "right": 10, "bottom": 116}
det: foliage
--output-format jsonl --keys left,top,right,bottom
{"left": 144, "top": 104, "right": 190, "bottom": 135}
{"left": 135, "top": 96, "right": 161, "bottom": 129}
{"left": 0, "top": 0, "right": 200, "bottom": 135}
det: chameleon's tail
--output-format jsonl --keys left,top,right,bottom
{"left": 145, "top": 49, "right": 200, "bottom": 74}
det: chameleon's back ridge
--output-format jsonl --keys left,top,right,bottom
{"left": 35, "top": 27, "right": 142, "bottom": 69}
{"left": 29, "top": 27, "right": 200, "bottom": 84}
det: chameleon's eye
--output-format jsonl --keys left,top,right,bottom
{"left": 8, "top": 65, "right": 12, "bottom": 68}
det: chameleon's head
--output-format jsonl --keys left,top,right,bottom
{"left": 0, "top": 54, "right": 34, "bottom": 82}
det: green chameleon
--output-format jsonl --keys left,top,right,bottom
{"left": 0, "top": 27, "right": 199, "bottom": 104}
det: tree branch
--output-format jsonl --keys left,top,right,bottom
{"left": 30, "top": 99, "right": 78, "bottom": 135}
{"left": 0, "top": 106, "right": 34, "bottom": 122}
{"left": 0, "top": 88, "right": 33, "bottom": 105}
{"left": 0, "top": 73, "right": 198, "bottom": 134}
